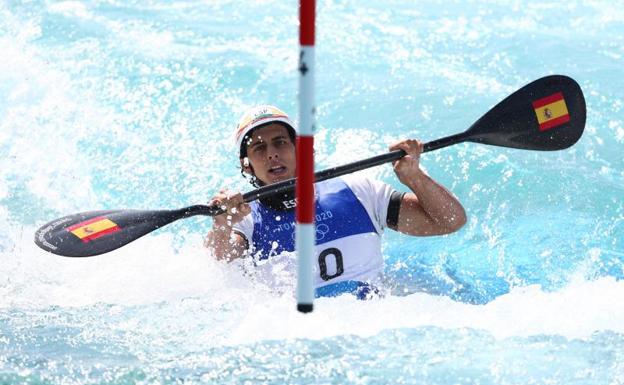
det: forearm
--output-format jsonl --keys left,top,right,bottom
{"left": 205, "top": 223, "right": 247, "bottom": 261}
{"left": 404, "top": 170, "right": 466, "bottom": 232}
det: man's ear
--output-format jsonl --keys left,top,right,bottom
{"left": 240, "top": 157, "right": 252, "bottom": 174}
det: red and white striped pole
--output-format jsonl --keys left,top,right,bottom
{"left": 296, "top": 0, "right": 315, "bottom": 313}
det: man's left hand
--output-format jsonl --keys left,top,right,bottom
{"left": 389, "top": 139, "right": 425, "bottom": 186}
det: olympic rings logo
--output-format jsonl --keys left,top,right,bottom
{"left": 290, "top": 223, "right": 331, "bottom": 242}
{"left": 315, "top": 223, "right": 330, "bottom": 241}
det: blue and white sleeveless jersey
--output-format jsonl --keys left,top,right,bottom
{"left": 232, "top": 175, "right": 395, "bottom": 289}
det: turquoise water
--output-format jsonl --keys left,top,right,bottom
{"left": 1, "top": 0, "right": 624, "bottom": 384}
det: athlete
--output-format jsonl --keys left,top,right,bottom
{"left": 205, "top": 105, "right": 466, "bottom": 298}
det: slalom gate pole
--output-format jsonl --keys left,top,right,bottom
{"left": 296, "top": 0, "right": 315, "bottom": 313}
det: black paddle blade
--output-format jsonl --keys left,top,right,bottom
{"left": 34, "top": 209, "right": 184, "bottom": 257}
{"left": 465, "top": 75, "right": 586, "bottom": 151}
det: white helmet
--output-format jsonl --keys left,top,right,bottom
{"left": 235, "top": 105, "right": 296, "bottom": 158}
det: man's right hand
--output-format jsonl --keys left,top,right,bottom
{"left": 209, "top": 190, "right": 251, "bottom": 228}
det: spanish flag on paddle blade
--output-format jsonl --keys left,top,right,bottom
{"left": 532, "top": 92, "right": 570, "bottom": 131}
{"left": 67, "top": 216, "right": 121, "bottom": 243}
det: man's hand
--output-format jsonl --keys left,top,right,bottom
{"left": 209, "top": 190, "right": 251, "bottom": 228}
{"left": 389, "top": 139, "right": 425, "bottom": 186}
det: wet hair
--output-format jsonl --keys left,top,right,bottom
{"left": 240, "top": 164, "right": 263, "bottom": 188}
{"left": 239, "top": 122, "right": 296, "bottom": 188}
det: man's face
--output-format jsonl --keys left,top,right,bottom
{"left": 243, "top": 123, "right": 296, "bottom": 185}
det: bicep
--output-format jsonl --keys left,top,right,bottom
{"left": 393, "top": 193, "right": 447, "bottom": 236}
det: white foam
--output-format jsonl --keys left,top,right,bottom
{"left": 0, "top": 33, "right": 114, "bottom": 214}
{"left": 48, "top": 1, "right": 93, "bottom": 19}
{"left": 4, "top": 228, "right": 623, "bottom": 343}
{"left": 225, "top": 276, "right": 624, "bottom": 345}
{"left": 0, "top": 228, "right": 253, "bottom": 309}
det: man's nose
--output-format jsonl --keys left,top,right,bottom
{"left": 268, "top": 147, "right": 279, "bottom": 159}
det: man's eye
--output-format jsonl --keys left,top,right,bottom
{"left": 252, "top": 144, "right": 266, "bottom": 153}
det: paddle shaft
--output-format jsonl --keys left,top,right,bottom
{"left": 34, "top": 75, "right": 585, "bottom": 257}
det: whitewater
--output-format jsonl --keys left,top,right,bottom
{"left": 1, "top": 1, "right": 623, "bottom": 384}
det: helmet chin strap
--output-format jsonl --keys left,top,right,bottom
{"left": 241, "top": 159, "right": 296, "bottom": 211}
{"left": 240, "top": 157, "right": 261, "bottom": 188}
{"left": 259, "top": 189, "right": 296, "bottom": 211}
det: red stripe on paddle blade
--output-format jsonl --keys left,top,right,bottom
{"left": 539, "top": 114, "right": 571, "bottom": 131}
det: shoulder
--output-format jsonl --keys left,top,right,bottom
{"left": 339, "top": 174, "right": 375, "bottom": 192}
{"left": 340, "top": 174, "right": 394, "bottom": 201}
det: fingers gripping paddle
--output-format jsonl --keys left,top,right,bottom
{"left": 35, "top": 75, "right": 586, "bottom": 257}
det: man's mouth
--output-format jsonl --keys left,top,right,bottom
{"left": 268, "top": 165, "right": 287, "bottom": 176}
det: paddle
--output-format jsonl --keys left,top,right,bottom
{"left": 35, "top": 74, "right": 586, "bottom": 257}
